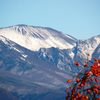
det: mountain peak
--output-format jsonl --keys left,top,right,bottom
{"left": 0, "top": 25, "right": 77, "bottom": 51}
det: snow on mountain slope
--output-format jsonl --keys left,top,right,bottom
{"left": 0, "top": 25, "right": 77, "bottom": 51}
{"left": 74, "top": 35, "right": 100, "bottom": 61}
{"left": 0, "top": 35, "right": 73, "bottom": 88}
{"left": 92, "top": 44, "right": 100, "bottom": 59}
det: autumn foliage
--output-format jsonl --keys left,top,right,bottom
{"left": 66, "top": 59, "right": 100, "bottom": 100}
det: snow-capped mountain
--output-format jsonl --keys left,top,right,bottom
{"left": 0, "top": 25, "right": 77, "bottom": 51}
{"left": 0, "top": 25, "right": 100, "bottom": 100}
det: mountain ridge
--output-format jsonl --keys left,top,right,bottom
{"left": 0, "top": 25, "right": 77, "bottom": 51}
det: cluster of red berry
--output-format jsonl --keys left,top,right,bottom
{"left": 66, "top": 59, "right": 100, "bottom": 100}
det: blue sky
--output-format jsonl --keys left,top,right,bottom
{"left": 0, "top": 0, "right": 100, "bottom": 39}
